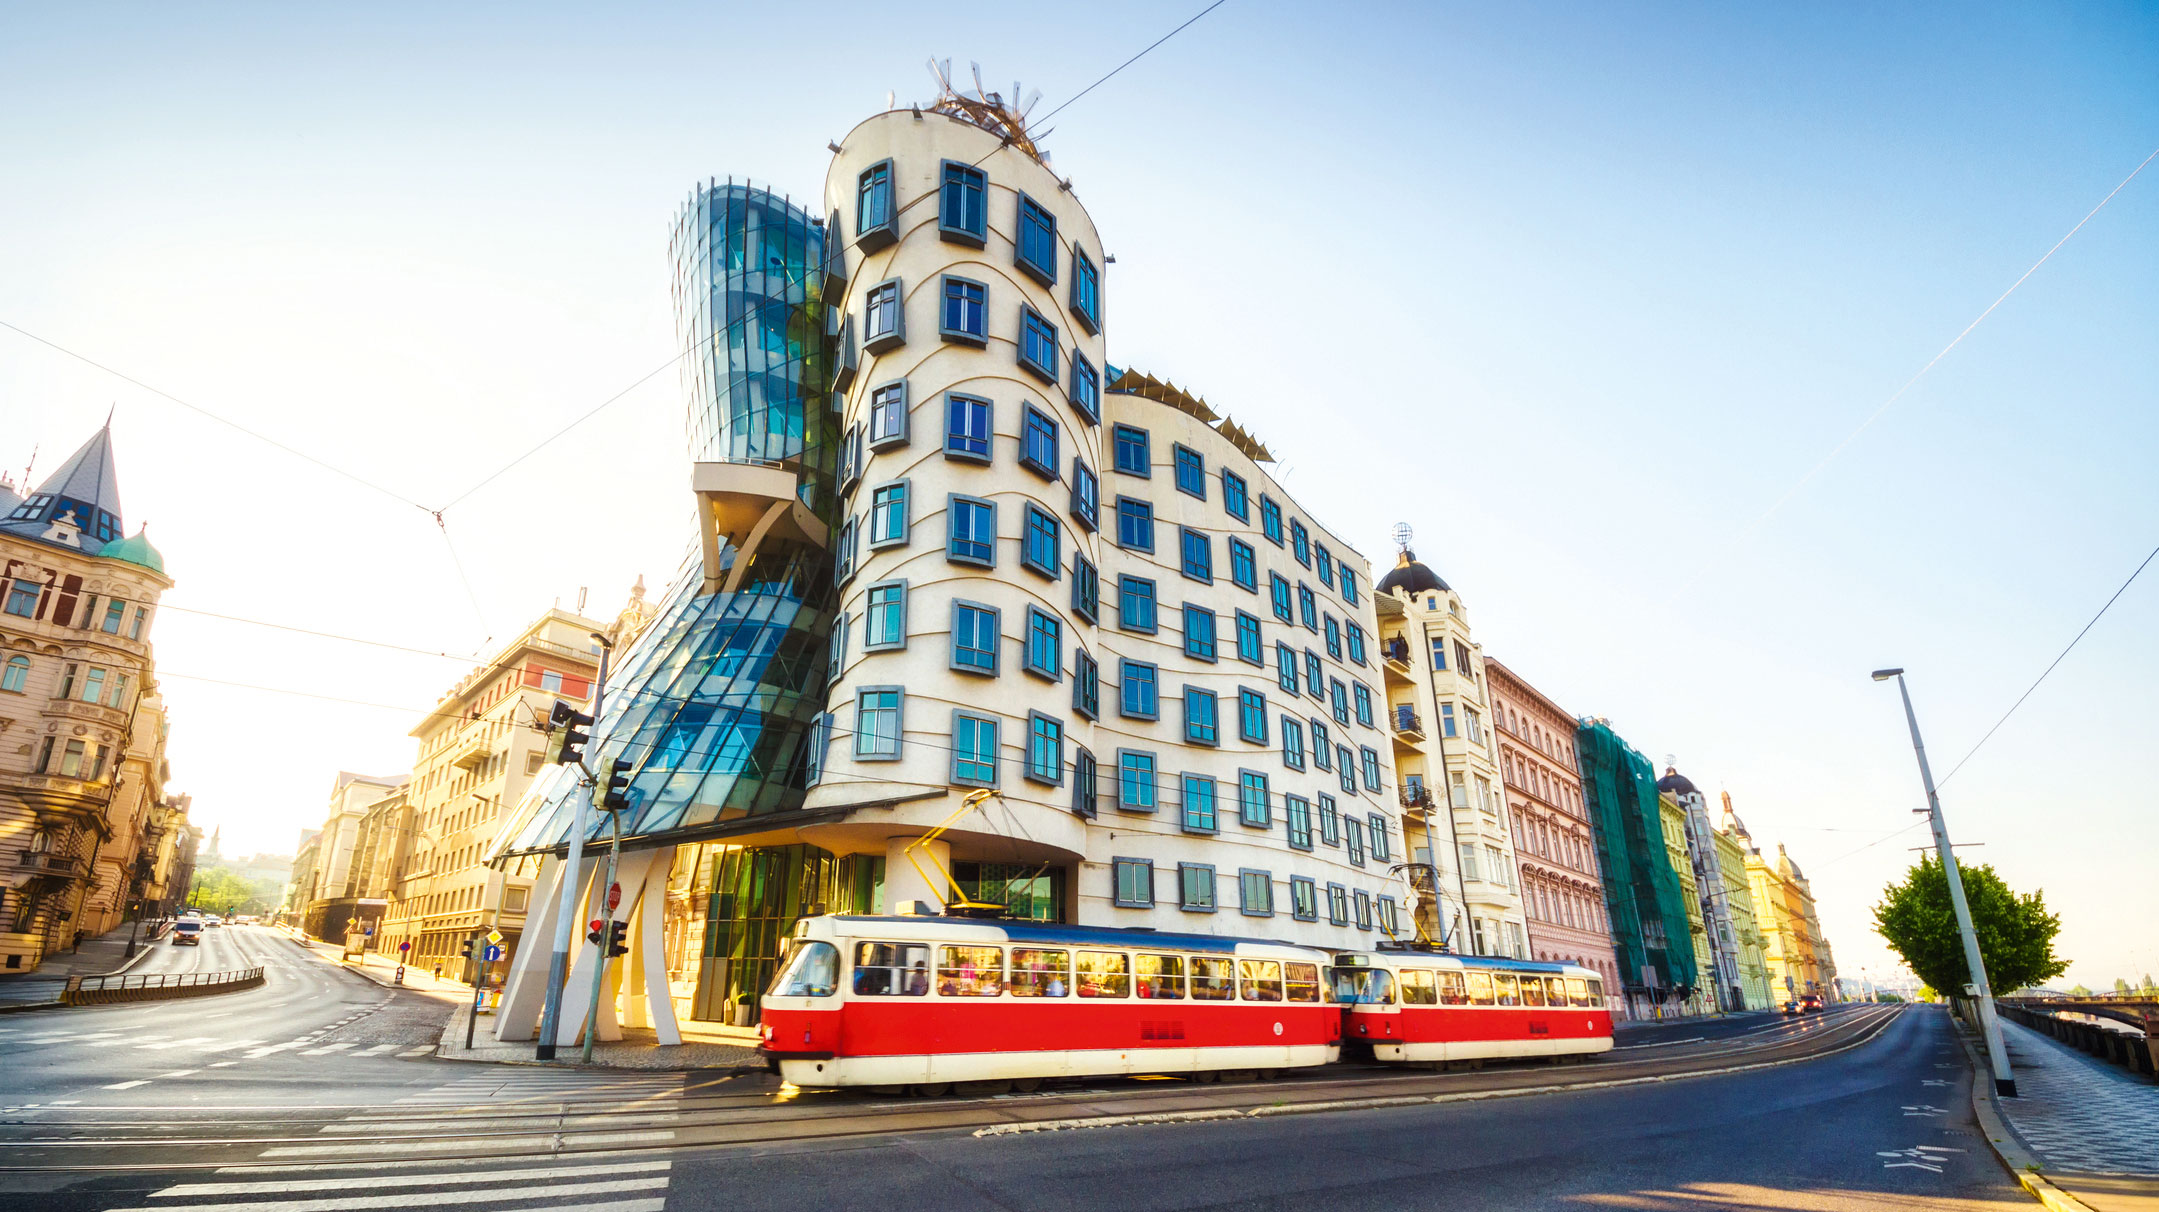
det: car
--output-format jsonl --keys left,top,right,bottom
{"left": 1800, "top": 994, "right": 1824, "bottom": 1012}
{"left": 171, "top": 920, "right": 203, "bottom": 946}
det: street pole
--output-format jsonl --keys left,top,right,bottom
{"left": 1875, "top": 668, "right": 2016, "bottom": 1097}
{"left": 465, "top": 930, "right": 489, "bottom": 1051}
{"left": 536, "top": 640, "right": 608, "bottom": 1061}
{"left": 580, "top": 808, "right": 624, "bottom": 1064}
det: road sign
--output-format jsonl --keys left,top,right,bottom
{"left": 485, "top": 929, "right": 503, "bottom": 945}
{"left": 398, "top": 941, "right": 411, "bottom": 951}
{"left": 606, "top": 882, "right": 622, "bottom": 911}
{"left": 483, "top": 944, "right": 503, "bottom": 963}
{"left": 363, "top": 927, "right": 375, "bottom": 936}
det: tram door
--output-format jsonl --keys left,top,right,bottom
{"left": 1329, "top": 956, "right": 1398, "bottom": 1056}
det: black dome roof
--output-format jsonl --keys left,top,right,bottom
{"left": 1378, "top": 549, "right": 1450, "bottom": 596}
{"left": 1656, "top": 767, "right": 1700, "bottom": 797}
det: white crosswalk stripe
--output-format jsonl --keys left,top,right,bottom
{"left": 298, "top": 1041, "right": 358, "bottom": 1056}
{"left": 107, "top": 1169, "right": 671, "bottom": 1209}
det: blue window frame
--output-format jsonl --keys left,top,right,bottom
{"left": 1304, "top": 651, "right": 1324, "bottom": 700}
{"left": 1179, "top": 527, "right": 1212, "bottom": 583}
{"left": 1327, "top": 882, "right": 1349, "bottom": 926}
{"left": 1316, "top": 544, "right": 1335, "bottom": 589}
{"left": 863, "top": 279, "right": 903, "bottom": 353}
{"left": 951, "top": 601, "right": 999, "bottom": 674}
{"left": 1228, "top": 538, "right": 1257, "bottom": 591}
{"left": 939, "top": 161, "right": 987, "bottom": 244}
{"left": 1073, "top": 651, "right": 1100, "bottom": 720}
{"left": 1290, "top": 519, "right": 1311, "bottom": 567}
{"left": 865, "top": 580, "right": 906, "bottom": 650}
{"left": 1346, "top": 817, "right": 1366, "bottom": 867}
{"left": 1354, "top": 683, "right": 1375, "bottom": 726}
{"left": 1269, "top": 573, "right": 1293, "bottom": 622}
{"left": 1234, "top": 611, "right": 1262, "bottom": 666}
{"left": 1286, "top": 795, "right": 1313, "bottom": 851}
{"left": 1181, "top": 775, "right": 1218, "bottom": 834}
{"left": 1324, "top": 616, "right": 1342, "bottom": 659}
{"left": 834, "top": 515, "right": 857, "bottom": 584}
{"left": 1275, "top": 641, "right": 1298, "bottom": 693}
{"left": 1183, "top": 687, "right": 1219, "bottom": 746}
{"left": 947, "top": 495, "right": 996, "bottom": 567}
{"left": 1377, "top": 895, "right": 1399, "bottom": 938}
{"left": 855, "top": 686, "right": 902, "bottom": 759}
{"left": 1018, "top": 306, "right": 1059, "bottom": 384}
{"left": 1290, "top": 875, "right": 1318, "bottom": 920}
{"left": 1361, "top": 747, "right": 1382, "bottom": 791}
{"left": 952, "top": 711, "right": 999, "bottom": 786}
{"left": 1071, "top": 458, "right": 1099, "bottom": 531}
{"left": 1338, "top": 747, "right": 1358, "bottom": 794}
{"left": 1021, "top": 405, "right": 1058, "bottom": 479}
{"left": 1341, "top": 568, "right": 1358, "bottom": 605}
{"left": 1022, "top": 504, "right": 1061, "bottom": 580}
{"left": 1072, "top": 552, "right": 1099, "bottom": 623}
{"left": 1346, "top": 623, "right": 1367, "bottom": 666}
{"left": 945, "top": 393, "right": 992, "bottom": 462}
{"left": 1072, "top": 747, "right": 1097, "bottom": 819}
{"left": 1182, "top": 604, "right": 1217, "bottom": 662}
{"left": 941, "top": 276, "right": 987, "bottom": 345}
{"left": 1239, "top": 869, "right": 1274, "bottom": 918}
{"left": 1318, "top": 794, "right": 1341, "bottom": 846}
{"left": 1180, "top": 861, "right": 1217, "bottom": 909}
{"left": 1298, "top": 585, "right": 1318, "bottom": 630}
{"left": 1119, "top": 659, "right": 1159, "bottom": 720}
{"left": 1222, "top": 469, "right": 1249, "bottom": 521}
{"left": 1119, "top": 750, "right": 1158, "bottom": 812}
{"left": 1237, "top": 688, "right": 1268, "bottom": 744}
{"left": 1355, "top": 890, "right": 1373, "bottom": 931}
{"left": 856, "top": 159, "right": 894, "bottom": 243}
{"left": 1071, "top": 353, "right": 1100, "bottom": 424}
{"left": 870, "top": 480, "right": 910, "bottom": 547}
{"left": 1112, "top": 857, "right": 1151, "bottom": 906}
{"left": 1026, "top": 712, "right": 1065, "bottom": 785}
{"left": 1113, "top": 424, "right": 1150, "bottom": 476}
{"left": 1016, "top": 193, "right": 1058, "bottom": 286}
{"left": 1312, "top": 720, "right": 1332, "bottom": 770}
{"left": 1281, "top": 716, "right": 1306, "bottom": 771}
{"left": 1173, "top": 445, "right": 1205, "bottom": 499}
{"left": 1331, "top": 679, "right": 1351, "bottom": 725}
{"left": 1070, "top": 248, "right": 1101, "bottom": 333}
{"left": 1117, "top": 575, "right": 1157, "bottom": 633}
{"left": 1238, "top": 770, "right": 1270, "bottom": 828}
{"left": 868, "top": 379, "right": 909, "bottom": 448}
{"left": 1368, "top": 813, "right": 1391, "bottom": 862}
{"left": 1024, "top": 607, "right": 1062, "bottom": 682}
{"left": 1115, "top": 496, "right": 1154, "bottom": 552}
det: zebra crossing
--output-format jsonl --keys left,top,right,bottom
{"left": 94, "top": 1156, "right": 673, "bottom": 1211}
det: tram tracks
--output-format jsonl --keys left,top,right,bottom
{"left": 0, "top": 1004, "right": 1901, "bottom": 1173}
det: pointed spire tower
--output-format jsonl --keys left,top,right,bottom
{"left": 1, "top": 419, "right": 125, "bottom": 552}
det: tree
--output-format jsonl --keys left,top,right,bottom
{"left": 2068, "top": 983, "right": 2093, "bottom": 996}
{"left": 1872, "top": 856, "right": 2066, "bottom": 996}
{"left": 2144, "top": 974, "right": 2157, "bottom": 996}
{"left": 2117, "top": 978, "right": 2134, "bottom": 995}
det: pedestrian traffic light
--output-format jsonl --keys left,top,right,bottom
{"left": 549, "top": 699, "right": 594, "bottom": 768}
{"left": 603, "top": 758, "right": 633, "bottom": 812}
{"left": 586, "top": 917, "right": 606, "bottom": 945}
{"left": 605, "top": 920, "right": 629, "bottom": 960}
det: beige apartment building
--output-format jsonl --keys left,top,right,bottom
{"left": 297, "top": 771, "right": 406, "bottom": 941}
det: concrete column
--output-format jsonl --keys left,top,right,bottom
{"left": 884, "top": 836, "right": 951, "bottom": 912}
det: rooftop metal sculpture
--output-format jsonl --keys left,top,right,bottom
{"left": 927, "top": 59, "right": 1050, "bottom": 164}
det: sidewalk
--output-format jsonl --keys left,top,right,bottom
{"left": 1974, "top": 1016, "right": 2159, "bottom": 1212}
{"left": 280, "top": 927, "right": 473, "bottom": 1006}
{"left": 0, "top": 922, "right": 164, "bottom": 1007}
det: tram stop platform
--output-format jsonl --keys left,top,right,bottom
{"left": 435, "top": 1002, "right": 769, "bottom": 1073}
{"left": 1968, "top": 1016, "right": 2159, "bottom": 1212}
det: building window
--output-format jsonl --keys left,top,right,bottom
{"left": 1182, "top": 604, "right": 1217, "bottom": 662}
{"left": 945, "top": 393, "right": 992, "bottom": 462}
{"left": 1361, "top": 747, "right": 1383, "bottom": 791}
{"left": 869, "top": 480, "right": 910, "bottom": 547}
{"left": 1346, "top": 623, "right": 1367, "bottom": 665}
{"left": 1465, "top": 706, "right": 1485, "bottom": 745}
{"left": 947, "top": 494, "right": 996, "bottom": 566}
{"left": 1073, "top": 650, "right": 1100, "bottom": 720}
{"left": 1179, "top": 862, "right": 1217, "bottom": 911}
{"left": 941, "top": 276, "right": 988, "bottom": 345}
{"left": 1338, "top": 748, "right": 1358, "bottom": 794}
{"left": 951, "top": 601, "right": 1000, "bottom": 675}
{"left": 1379, "top": 895, "right": 1400, "bottom": 937}
{"left": 1016, "top": 193, "right": 1058, "bottom": 285}
{"left": 1118, "top": 749, "right": 1158, "bottom": 811}
{"left": 1368, "top": 813, "right": 1392, "bottom": 862}
{"left": 1113, "top": 424, "right": 1150, "bottom": 477}
{"left": 1173, "top": 445, "right": 1206, "bottom": 499}
{"left": 1319, "top": 794, "right": 1341, "bottom": 846}
{"left": 1341, "top": 569, "right": 1358, "bottom": 605}
{"left": 1440, "top": 702, "right": 1458, "bottom": 737}
{"left": 101, "top": 599, "right": 125, "bottom": 634}
{"left": 1238, "top": 869, "right": 1275, "bottom": 918}
{"left": 1281, "top": 716, "right": 1307, "bottom": 770}
{"left": 1228, "top": 538, "right": 1257, "bottom": 592}
{"left": 1259, "top": 496, "right": 1283, "bottom": 545}
{"left": 1286, "top": 795, "right": 1313, "bottom": 851}
{"left": 1237, "top": 688, "right": 1268, "bottom": 744}
{"left": 1234, "top": 611, "right": 1262, "bottom": 666}
{"left": 1290, "top": 876, "right": 1318, "bottom": 921}
{"left": 1024, "top": 607, "right": 1062, "bottom": 681}
{"left": 0, "top": 655, "right": 27, "bottom": 694}
{"left": 1315, "top": 545, "right": 1335, "bottom": 589}
{"left": 1026, "top": 712, "right": 1065, "bottom": 785}
{"left": 1324, "top": 616, "right": 1342, "bottom": 659}
{"left": 1354, "top": 889, "right": 1373, "bottom": 930}
{"left": 865, "top": 580, "right": 907, "bottom": 651}
{"left": 863, "top": 278, "right": 904, "bottom": 354}
{"left": 1269, "top": 573, "right": 1292, "bottom": 622}
{"left": 1020, "top": 405, "right": 1059, "bottom": 479}
{"left": 1117, "top": 575, "right": 1158, "bottom": 633}
{"left": 1306, "top": 652, "right": 1325, "bottom": 700}
{"left": 1290, "top": 519, "right": 1311, "bottom": 567}
{"left": 1070, "top": 248, "right": 1101, "bottom": 333}
{"left": 1018, "top": 305, "right": 1059, "bottom": 384}
{"left": 839, "top": 425, "right": 863, "bottom": 493}
{"left": 854, "top": 686, "right": 902, "bottom": 760}
{"left": 1331, "top": 679, "right": 1351, "bottom": 725}
{"left": 868, "top": 380, "right": 910, "bottom": 449}
{"left": 856, "top": 159, "right": 895, "bottom": 246}
{"left": 1181, "top": 776, "right": 1218, "bottom": 834}
{"left": 939, "top": 161, "right": 987, "bottom": 245}
{"left": 1179, "top": 528, "right": 1212, "bottom": 583}
{"left": 1275, "top": 641, "right": 1298, "bottom": 693}
{"left": 1119, "top": 659, "right": 1158, "bottom": 720}
{"left": 1221, "top": 469, "right": 1249, "bottom": 521}
{"left": 952, "top": 710, "right": 1000, "bottom": 787}
{"left": 1071, "top": 353, "right": 1100, "bottom": 424}
{"left": 1327, "top": 882, "right": 1349, "bottom": 925}
{"left": 1072, "top": 552, "right": 1099, "bottom": 623}
{"left": 1072, "top": 748, "right": 1098, "bottom": 817}
{"left": 1070, "top": 458, "right": 1099, "bottom": 531}
{"left": 1115, "top": 496, "right": 1154, "bottom": 552}
{"left": 834, "top": 516, "right": 858, "bottom": 584}
{"left": 1299, "top": 585, "right": 1319, "bottom": 631}
{"left": 1022, "top": 505, "right": 1061, "bottom": 580}
{"left": 1238, "top": 769, "right": 1270, "bottom": 827}
{"left": 1312, "top": 720, "right": 1332, "bottom": 769}
{"left": 827, "top": 613, "right": 849, "bottom": 684}
{"left": 1183, "top": 687, "right": 1219, "bottom": 747}
{"left": 1354, "top": 684, "right": 1375, "bottom": 726}
{"left": 1112, "top": 858, "right": 1153, "bottom": 908}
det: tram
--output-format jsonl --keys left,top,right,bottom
{"left": 758, "top": 914, "right": 1612, "bottom": 1089}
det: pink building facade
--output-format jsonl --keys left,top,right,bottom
{"left": 1487, "top": 658, "right": 1625, "bottom": 1014}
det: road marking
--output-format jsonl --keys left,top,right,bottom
{"left": 113, "top": 1176, "right": 669, "bottom": 1210}
{"left": 1877, "top": 1144, "right": 1963, "bottom": 1173}
{"left": 48, "top": 1099, "right": 78, "bottom": 1105}
{"left": 88, "top": 1035, "right": 163, "bottom": 1047}
{"left": 208, "top": 1061, "right": 241, "bottom": 1068}
{"left": 138, "top": 1036, "right": 223, "bottom": 1050}
{"left": 160, "top": 1159, "right": 670, "bottom": 1196}
{"left": 396, "top": 1047, "right": 433, "bottom": 1058}
{"left": 299, "top": 1042, "right": 358, "bottom": 1056}
{"left": 1920, "top": 1078, "right": 1950, "bottom": 1087}
{"left": 157, "top": 1069, "right": 199, "bottom": 1078}
{"left": 351, "top": 1044, "right": 399, "bottom": 1056}
{"left": 102, "top": 1079, "right": 151, "bottom": 1090}
{"left": 256, "top": 1130, "right": 677, "bottom": 1158}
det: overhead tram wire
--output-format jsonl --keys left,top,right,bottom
{"left": 155, "top": 603, "right": 481, "bottom": 661}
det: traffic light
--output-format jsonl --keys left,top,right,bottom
{"left": 605, "top": 920, "right": 629, "bottom": 960}
{"left": 548, "top": 699, "right": 594, "bottom": 768}
{"left": 585, "top": 917, "right": 606, "bottom": 945}
{"left": 458, "top": 935, "right": 477, "bottom": 962}
{"left": 603, "top": 758, "right": 633, "bottom": 812}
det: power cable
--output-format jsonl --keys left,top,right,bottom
{"left": 1032, "top": 0, "right": 1230, "bottom": 129}
{"left": 155, "top": 603, "right": 479, "bottom": 661}
{"left": 433, "top": 348, "right": 692, "bottom": 513}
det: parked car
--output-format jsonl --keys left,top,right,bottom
{"left": 171, "top": 920, "right": 203, "bottom": 946}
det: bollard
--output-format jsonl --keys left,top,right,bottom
{"left": 394, "top": 965, "right": 405, "bottom": 985}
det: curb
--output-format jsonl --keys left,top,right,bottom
{"left": 429, "top": 1005, "right": 770, "bottom": 1075}
{"left": 1954, "top": 1022, "right": 2095, "bottom": 1212}
{"left": 975, "top": 1005, "right": 1904, "bottom": 1137}
{"left": 0, "top": 923, "right": 178, "bottom": 1013}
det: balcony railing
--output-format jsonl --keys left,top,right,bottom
{"left": 1399, "top": 785, "right": 1435, "bottom": 811}
{"left": 1391, "top": 706, "right": 1426, "bottom": 740}
{"left": 15, "top": 850, "right": 81, "bottom": 878}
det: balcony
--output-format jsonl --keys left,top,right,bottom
{"left": 1390, "top": 705, "right": 1426, "bottom": 743}
{"left": 449, "top": 733, "right": 499, "bottom": 771}
{"left": 692, "top": 461, "right": 829, "bottom": 594}
{"left": 1399, "top": 784, "right": 1435, "bottom": 812}
{"left": 15, "top": 850, "right": 82, "bottom": 880}
{"left": 1381, "top": 638, "right": 1414, "bottom": 685}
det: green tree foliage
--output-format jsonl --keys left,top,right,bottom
{"left": 2144, "top": 974, "right": 2157, "bottom": 995}
{"left": 1872, "top": 856, "right": 2067, "bottom": 995}
{"left": 2068, "top": 983, "right": 2093, "bottom": 996}
{"left": 187, "top": 867, "right": 284, "bottom": 917}
{"left": 2117, "top": 978, "right": 2134, "bottom": 994}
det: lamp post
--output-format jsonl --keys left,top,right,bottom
{"left": 1872, "top": 667, "right": 2016, "bottom": 1097}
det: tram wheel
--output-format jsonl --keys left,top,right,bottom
{"left": 1257, "top": 1069, "right": 1284, "bottom": 1081}
{"left": 1191, "top": 1070, "right": 1220, "bottom": 1083}
{"left": 1012, "top": 1077, "right": 1043, "bottom": 1093}
{"left": 912, "top": 1082, "right": 951, "bottom": 1097}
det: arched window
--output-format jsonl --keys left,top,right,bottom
{"left": 0, "top": 655, "right": 26, "bottom": 694}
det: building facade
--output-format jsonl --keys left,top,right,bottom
{"left": 1576, "top": 718, "right": 1698, "bottom": 1018}
{"left": 1659, "top": 790, "right": 1716, "bottom": 1017}
{"left": 1712, "top": 819, "right": 1772, "bottom": 1010}
{"left": 1659, "top": 764, "right": 1745, "bottom": 1012}
{"left": 298, "top": 771, "right": 405, "bottom": 942}
{"left": 1487, "top": 658, "right": 1622, "bottom": 1001}
{"left": 0, "top": 423, "right": 177, "bottom": 971}
{"left": 1722, "top": 796, "right": 1834, "bottom": 1004}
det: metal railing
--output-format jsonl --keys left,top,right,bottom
{"left": 64, "top": 966, "right": 265, "bottom": 1005}
{"left": 1391, "top": 706, "right": 1424, "bottom": 735}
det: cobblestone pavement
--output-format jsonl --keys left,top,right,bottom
{"left": 1995, "top": 1018, "right": 2159, "bottom": 1178}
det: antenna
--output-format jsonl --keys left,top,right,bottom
{"left": 1391, "top": 522, "right": 1414, "bottom": 551}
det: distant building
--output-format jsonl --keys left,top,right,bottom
{"left": 1659, "top": 789, "right": 1717, "bottom": 1017}
{"left": 298, "top": 772, "right": 406, "bottom": 941}
{"left": 1711, "top": 806, "right": 1773, "bottom": 1010}
{"left": 1575, "top": 719, "right": 1699, "bottom": 1018}
{"left": 1723, "top": 797, "right": 1834, "bottom": 1003}
{"left": 1659, "top": 764, "right": 1745, "bottom": 1013}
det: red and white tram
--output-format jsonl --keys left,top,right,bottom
{"left": 1335, "top": 948, "right": 1614, "bottom": 1064}
{"left": 758, "top": 914, "right": 1340, "bottom": 1089}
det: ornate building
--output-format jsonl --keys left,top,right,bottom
{"left": 1659, "top": 763, "right": 1745, "bottom": 1012}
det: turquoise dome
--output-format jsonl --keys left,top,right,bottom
{"left": 101, "top": 527, "right": 165, "bottom": 574}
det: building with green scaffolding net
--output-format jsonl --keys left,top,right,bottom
{"left": 1576, "top": 719, "right": 1699, "bottom": 1017}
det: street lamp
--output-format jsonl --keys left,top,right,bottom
{"left": 1872, "top": 667, "right": 2016, "bottom": 1097}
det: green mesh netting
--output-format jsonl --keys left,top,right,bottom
{"left": 1577, "top": 720, "right": 1698, "bottom": 997}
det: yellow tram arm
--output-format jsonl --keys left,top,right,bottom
{"left": 901, "top": 788, "right": 1008, "bottom": 914}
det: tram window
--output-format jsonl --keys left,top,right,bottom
{"left": 1076, "top": 950, "right": 1130, "bottom": 998}
{"left": 1191, "top": 956, "right": 1236, "bottom": 1000}
{"left": 1399, "top": 969, "right": 1437, "bottom": 1005}
{"left": 1136, "top": 953, "right": 1186, "bottom": 999}
{"left": 1548, "top": 977, "right": 1570, "bottom": 1006}
{"left": 1008, "top": 948, "right": 1071, "bottom": 997}
{"left": 1333, "top": 967, "right": 1395, "bottom": 1005}
{"left": 854, "top": 942, "right": 931, "bottom": 996}
{"left": 1238, "top": 959, "right": 1284, "bottom": 1002}
{"left": 1520, "top": 975, "right": 1546, "bottom": 1007}
{"left": 1494, "top": 974, "right": 1520, "bottom": 1006}
{"left": 769, "top": 941, "right": 840, "bottom": 997}
{"left": 1465, "top": 971, "right": 1495, "bottom": 1006}
{"left": 1565, "top": 977, "right": 1589, "bottom": 1008}
{"left": 1585, "top": 977, "right": 1604, "bottom": 1007}
{"left": 937, "top": 945, "right": 1004, "bottom": 997}
{"left": 1438, "top": 971, "right": 1469, "bottom": 1006}
{"left": 1285, "top": 962, "right": 1321, "bottom": 1003}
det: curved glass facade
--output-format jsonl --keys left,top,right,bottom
{"left": 502, "top": 183, "right": 837, "bottom": 856}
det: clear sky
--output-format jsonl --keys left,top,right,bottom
{"left": 3, "top": 2, "right": 2152, "bottom": 990}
